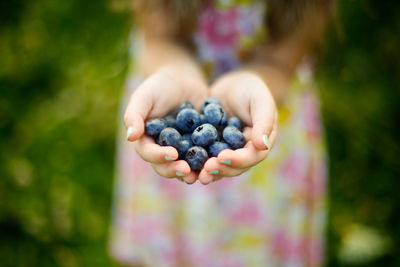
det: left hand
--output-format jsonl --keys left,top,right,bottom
{"left": 198, "top": 71, "right": 279, "bottom": 184}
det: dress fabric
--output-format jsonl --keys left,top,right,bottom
{"left": 109, "top": 1, "right": 328, "bottom": 266}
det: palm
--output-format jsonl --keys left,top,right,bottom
{"left": 140, "top": 72, "right": 208, "bottom": 119}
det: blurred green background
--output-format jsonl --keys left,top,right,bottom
{"left": 0, "top": 0, "right": 399, "bottom": 266}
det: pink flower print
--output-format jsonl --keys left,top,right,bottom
{"left": 272, "top": 230, "right": 304, "bottom": 261}
{"left": 302, "top": 92, "right": 322, "bottom": 139}
{"left": 229, "top": 198, "right": 262, "bottom": 225}
{"left": 279, "top": 151, "right": 310, "bottom": 190}
{"left": 197, "top": 4, "right": 240, "bottom": 50}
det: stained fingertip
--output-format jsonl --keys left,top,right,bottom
{"left": 162, "top": 147, "right": 179, "bottom": 162}
{"left": 175, "top": 161, "right": 191, "bottom": 176}
{"left": 203, "top": 157, "right": 220, "bottom": 172}
{"left": 216, "top": 149, "right": 233, "bottom": 164}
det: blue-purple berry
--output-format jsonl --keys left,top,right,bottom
{"left": 158, "top": 127, "right": 181, "bottom": 148}
{"left": 200, "top": 114, "right": 207, "bottom": 125}
{"left": 145, "top": 118, "right": 168, "bottom": 137}
{"left": 182, "top": 133, "right": 192, "bottom": 142}
{"left": 227, "top": 116, "right": 242, "bottom": 130}
{"left": 201, "top": 97, "right": 221, "bottom": 113}
{"left": 204, "top": 103, "right": 227, "bottom": 126}
{"left": 176, "top": 109, "right": 202, "bottom": 133}
{"left": 192, "top": 123, "right": 219, "bottom": 147}
{"left": 177, "top": 101, "right": 194, "bottom": 114}
{"left": 208, "top": 141, "right": 231, "bottom": 157}
{"left": 222, "top": 126, "right": 245, "bottom": 149}
{"left": 177, "top": 139, "right": 192, "bottom": 159}
{"left": 163, "top": 115, "right": 178, "bottom": 129}
{"left": 185, "top": 146, "right": 208, "bottom": 171}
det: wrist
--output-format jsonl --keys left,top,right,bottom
{"left": 158, "top": 63, "right": 206, "bottom": 86}
{"left": 241, "top": 65, "right": 289, "bottom": 105}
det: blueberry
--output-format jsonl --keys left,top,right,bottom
{"left": 227, "top": 116, "right": 242, "bottom": 130}
{"left": 177, "top": 139, "right": 192, "bottom": 159}
{"left": 200, "top": 114, "right": 207, "bottom": 125}
{"left": 177, "top": 101, "right": 194, "bottom": 114}
{"left": 176, "top": 108, "right": 201, "bottom": 133}
{"left": 145, "top": 118, "right": 168, "bottom": 137}
{"left": 163, "top": 115, "right": 177, "bottom": 129}
{"left": 201, "top": 97, "right": 221, "bottom": 113}
{"left": 208, "top": 141, "right": 231, "bottom": 157}
{"left": 222, "top": 126, "right": 246, "bottom": 149}
{"left": 204, "top": 103, "right": 227, "bottom": 126}
{"left": 158, "top": 127, "right": 182, "bottom": 148}
{"left": 191, "top": 123, "right": 219, "bottom": 147}
{"left": 182, "top": 133, "right": 192, "bottom": 142}
{"left": 185, "top": 146, "right": 208, "bottom": 171}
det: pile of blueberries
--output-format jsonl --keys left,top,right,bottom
{"left": 145, "top": 97, "right": 245, "bottom": 171}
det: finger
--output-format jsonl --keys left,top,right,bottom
{"left": 183, "top": 171, "right": 198, "bottom": 184}
{"left": 217, "top": 141, "right": 269, "bottom": 169}
{"left": 151, "top": 160, "right": 191, "bottom": 179}
{"left": 198, "top": 167, "right": 214, "bottom": 185}
{"left": 269, "top": 117, "right": 278, "bottom": 149}
{"left": 202, "top": 157, "right": 249, "bottom": 179}
{"left": 133, "top": 135, "right": 179, "bottom": 163}
{"left": 124, "top": 85, "right": 153, "bottom": 141}
{"left": 250, "top": 90, "right": 277, "bottom": 150}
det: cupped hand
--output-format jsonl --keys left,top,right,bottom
{"left": 198, "top": 71, "right": 278, "bottom": 184}
{"left": 124, "top": 69, "right": 208, "bottom": 184}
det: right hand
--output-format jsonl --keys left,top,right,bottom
{"left": 124, "top": 69, "right": 208, "bottom": 184}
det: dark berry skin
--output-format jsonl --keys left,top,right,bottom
{"left": 201, "top": 97, "right": 221, "bottom": 114}
{"left": 176, "top": 109, "right": 202, "bottom": 133}
{"left": 177, "top": 140, "right": 192, "bottom": 159}
{"left": 182, "top": 133, "right": 192, "bottom": 142}
{"left": 204, "top": 103, "right": 227, "bottom": 126}
{"left": 177, "top": 101, "right": 194, "bottom": 114}
{"left": 208, "top": 141, "right": 231, "bottom": 157}
{"left": 145, "top": 118, "right": 168, "bottom": 137}
{"left": 158, "top": 127, "right": 182, "bottom": 149}
{"left": 192, "top": 123, "right": 219, "bottom": 147}
{"left": 200, "top": 114, "right": 207, "bottom": 125}
{"left": 163, "top": 115, "right": 178, "bottom": 129}
{"left": 185, "top": 146, "right": 208, "bottom": 171}
{"left": 227, "top": 116, "right": 242, "bottom": 130}
{"left": 222, "top": 126, "right": 246, "bottom": 149}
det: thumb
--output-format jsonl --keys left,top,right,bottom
{"left": 124, "top": 88, "right": 153, "bottom": 141}
{"left": 250, "top": 92, "right": 276, "bottom": 151}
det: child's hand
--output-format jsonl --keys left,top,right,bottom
{"left": 198, "top": 71, "right": 278, "bottom": 184}
{"left": 124, "top": 70, "right": 208, "bottom": 184}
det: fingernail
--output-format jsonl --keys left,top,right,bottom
{"left": 176, "top": 172, "right": 185, "bottom": 177}
{"left": 220, "top": 160, "right": 231, "bottom": 165}
{"left": 262, "top": 134, "right": 270, "bottom": 150}
{"left": 165, "top": 156, "right": 174, "bottom": 161}
{"left": 209, "top": 170, "right": 219, "bottom": 175}
{"left": 126, "top": 126, "right": 134, "bottom": 140}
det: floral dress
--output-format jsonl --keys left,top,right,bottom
{"left": 109, "top": 0, "right": 328, "bottom": 266}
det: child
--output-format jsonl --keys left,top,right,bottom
{"left": 110, "top": 0, "right": 332, "bottom": 266}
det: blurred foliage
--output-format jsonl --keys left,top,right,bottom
{"left": 0, "top": 0, "right": 399, "bottom": 266}
{"left": 317, "top": 1, "right": 400, "bottom": 266}
{"left": 0, "top": 0, "right": 130, "bottom": 266}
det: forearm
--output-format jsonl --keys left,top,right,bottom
{"left": 244, "top": 61, "right": 290, "bottom": 106}
{"left": 243, "top": 4, "right": 329, "bottom": 105}
{"left": 137, "top": 35, "right": 206, "bottom": 84}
